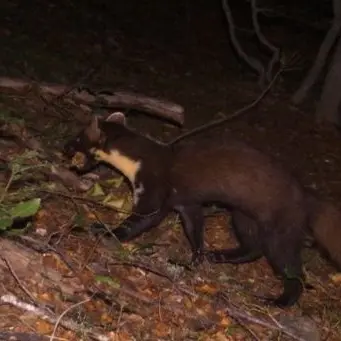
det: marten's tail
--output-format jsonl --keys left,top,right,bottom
{"left": 309, "top": 196, "right": 341, "bottom": 268}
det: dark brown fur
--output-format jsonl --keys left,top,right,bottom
{"left": 64, "top": 114, "right": 341, "bottom": 307}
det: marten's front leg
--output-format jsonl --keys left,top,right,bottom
{"left": 92, "top": 185, "right": 169, "bottom": 241}
{"left": 176, "top": 205, "right": 205, "bottom": 265}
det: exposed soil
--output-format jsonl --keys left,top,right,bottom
{"left": 1, "top": 1, "right": 341, "bottom": 340}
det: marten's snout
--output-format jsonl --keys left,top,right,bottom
{"left": 63, "top": 140, "right": 77, "bottom": 159}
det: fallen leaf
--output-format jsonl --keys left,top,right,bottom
{"left": 88, "top": 182, "right": 105, "bottom": 196}
{"left": 105, "top": 176, "right": 124, "bottom": 188}
{"left": 101, "top": 312, "right": 114, "bottom": 324}
{"left": 71, "top": 152, "right": 86, "bottom": 167}
{"left": 153, "top": 321, "right": 171, "bottom": 338}
{"left": 108, "top": 331, "right": 133, "bottom": 341}
{"left": 330, "top": 273, "right": 341, "bottom": 284}
{"left": 212, "top": 331, "right": 231, "bottom": 341}
{"left": 35, "top": 319, "right": 53, "bottom": 334}
{"left": 195, "top": 283, "right": 219, "bottom": 295}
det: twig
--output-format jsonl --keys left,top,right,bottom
{"left": 115, "top": 304, "right": 125, "bottom": 331}
{"left": 109, "top": 261, "right": 174, "bottom": 282}
{"left": 79, "top": 236, "right": 102, "bottom": 273}
{"left": 168, "top": 66, "right": 284, "bottom": 145}
{"left": 1, "top": 294, "right": 109, "bottom": 341}
{"left": 39, "top": 189, "right": 129, "bottom": 212}
{"left": 0, "top": 332, "right": 52, "bottom": 341}
{"left": 39, "top": 189, "right": 159, "bottom": 218}
{"left": 1, "top": 255, "right": 36, "bottom": 303}
{"left": 44, "top": 67, "right": 99, "bottom": 106}
{"left": 221, "top": 300, "right": 310, "bottom": 341}
{"left": 221, "top": 0, "right": 265, "bottom": 82}
{"left": 38, "top": 67, "right": 99, "bottom": 121}
{"left": 230, "top": 313, "right": 261, "bottom": 341}
{"left": 250, "top": 0, "right": 280, "bottom": 81}
{"left": 14, "top": 235, "right": 77, "bottom": 273}
{"left": 0, "top": 169, "right": 14, "bottom": 203}
{"left": 50, "top": 297, "right": 91, "bottom": 341}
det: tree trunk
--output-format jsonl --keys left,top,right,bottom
{"left": 292, "top": 0, "right": 341, "bottom": 105}
{"left": 316, "top": 35, "right": 341, "bottom": 125}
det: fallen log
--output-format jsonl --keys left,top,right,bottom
{"left": 0, "top": 77, "right": 184, "bottom": 125}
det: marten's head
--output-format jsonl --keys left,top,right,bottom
{"left": 64, "top": 112, "right": 142, "bottom": 184}
{"left": 64, "top": 112, "right": 128, "bottom": 172}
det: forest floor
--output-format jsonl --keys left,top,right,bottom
{"left": 0, "top": 1, "right": 341, "bottom": 340}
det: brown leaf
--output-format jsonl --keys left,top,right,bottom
{"left": 35, "top": 320, "right": 53, "bottom": 334}
{"left": 195, "top": 283, "right": 219, "bottom": 295}
{"left": 330, "top": 272, "right": 341, "bottom": 284}
{"left": 153, "top": 321, "right": 171, "bottom": 338}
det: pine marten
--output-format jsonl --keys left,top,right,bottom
{"left": 64, "top": 112, "right": 341, "bottom": 307}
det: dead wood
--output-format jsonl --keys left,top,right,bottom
{"left": 0, "top": 236, "right": 319, "bottom": 341}
{"left": 0, "top": 332, "right": 48, "bottom": 341}
{"left": 315, "top": 34, "right": 341, "bottom": 124}
{"left": 0, "top": 238, "right": 111, "bottom": 341}
{"left": 0, "top": 77, "right": 184, "bottom": 125}
{"left": 0, "top": 238, "right": 38, "bottom": 281}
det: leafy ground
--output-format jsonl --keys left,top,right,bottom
{"left": 1, "top": 0, "right": 341, "bottom": 340}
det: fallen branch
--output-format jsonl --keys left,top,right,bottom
{"left": 0, "top": 332, "right": 49, "bottom": 341}
{"left": 0, "top": 77, "right": 184, "bottom": 125}
{"left": 1, "top": 255, "right": 36, "bottom": 303}
{"left": 89, "top": 267, "right": 317, "bottom": 341}
{"left": 50, "top": 297, "right": 92, "bottom": 341}
{"left": 1, "top": 294, "right": 110, "bottom": 341}
{"left": 223, "top": 304, "right": 316, "bottom": 341}
{"left": 0, "top": 236, "right": 320, "bottom": 341}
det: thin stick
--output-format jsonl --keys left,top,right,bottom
{"left": 110, "top": 261, "right": 174, "bottom": 282}
{"left": 168, "top": 67, "right": 283, "bottom": 145}
{"left": 49, "top": 297, "right": 91, "bottom": 341}
{"left": 39, "top": 189, "right": 159, "bottom": 218}
{"left": 1, "top": 255, "right": 36, "bottom": 303}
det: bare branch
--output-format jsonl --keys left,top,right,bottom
{"left": 169, "top": 66, "right": 284, "bottom": 144}
{"left": 250, "top": 0, "right": 280, "bottom": 81}
{"left": 222, "top": 0, "right": 265, "bottom": 83}
{"left": 1, "top": 294, "right": 110, "bottom": 341}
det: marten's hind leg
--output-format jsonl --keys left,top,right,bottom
{"left": 261, "top": 223, "right": 305, "bottom": 307}
{"left": 206, "top": 211, "right": 262, "bottom": 264}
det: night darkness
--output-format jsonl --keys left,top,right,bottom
{"left": 1, "top": 0, "right": 341, "bottom": 340}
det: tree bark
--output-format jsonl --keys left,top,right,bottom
{"left": 0, "top": 77, "right": 184, "bottom": 125}
{"left": 315, "top": 35, "right": 341, "bottom": 125}
{"left": 292, "top": 0, "right": 341, "bottom": 104}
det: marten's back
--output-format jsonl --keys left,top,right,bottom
{"left": 171, "top": 134, "right": 306, "bottom": 220}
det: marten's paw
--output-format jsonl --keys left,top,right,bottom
{"left": 191, "top": 250, "right": 205, "bottom": 266}
{"left": 90, "top": 222, "right": 132, "bottom": 242}
{"left": 90, "top": 222, "right": 110, "bottom": 237}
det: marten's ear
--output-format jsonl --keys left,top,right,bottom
{"left": 105, "top": 111, "right": 127, "bottom": 125}
{"left": 85, "top": 115, "right": 102, "bottom": 142}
